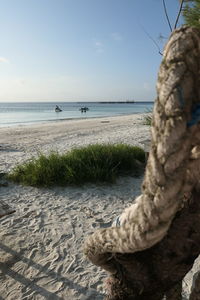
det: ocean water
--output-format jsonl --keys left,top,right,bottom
{"left": 0, "top": 101, "right": 154, "bottom": 127}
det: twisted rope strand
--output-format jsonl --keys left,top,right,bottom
{"left": 84, "top": 27, "right": 200, "bottom": 273}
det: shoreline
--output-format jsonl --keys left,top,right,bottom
{"left": 0, "top": 111, "right": 147, "bottom": 129}
{"left": 0, "top": 114, "right": 150, "bottom": 173}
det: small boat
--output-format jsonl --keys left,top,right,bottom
{"left": 55, "top": 105, "right": 62, "bottom": 112}
{"left": 79, "top": 107, "right": 89, "bottom": 113}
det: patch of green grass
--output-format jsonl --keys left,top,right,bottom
{"left": 8, "top": 144, "right": 145, "bottom": 187}
{"left": 143, "top": 109, "right": 153, "bottom": 126}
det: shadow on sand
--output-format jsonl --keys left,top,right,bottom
{"left": 0, "top": 242, "right": 103, "bottom": 300}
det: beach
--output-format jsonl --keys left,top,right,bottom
{"left": 0, "top": 114, "right": 198, "bottom": 299}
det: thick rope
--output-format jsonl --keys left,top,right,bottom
{"left": 84, "top": 26, "right": 200, "bottom": 277}
{"left": 190, "top": 271, "right": 200, "bottom": 300}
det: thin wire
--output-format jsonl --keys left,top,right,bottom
{"left": 140, "top": 25, "right": 163, "bottom": 56}
{"left": 162, "top": 0, "right": 173, "bottom": 32}
{"left": 174, "top": 0, "right": 185, "bottom": 29}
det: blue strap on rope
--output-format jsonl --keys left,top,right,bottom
{"left": 187, "top": 104, "right": 200, "bottom": 127}
{"left": 177, "top": 85, "right": 200, "bottom": 128}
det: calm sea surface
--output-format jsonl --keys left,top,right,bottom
{"left": 0, "top": 102, "right": 154, "bottom": 127}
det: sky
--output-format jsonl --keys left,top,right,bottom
{"left": 0, "top": 0, "right": 184, "bottom": 102}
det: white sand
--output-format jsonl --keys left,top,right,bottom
{"left": 0, "top": 114, "right": 197, "bottom": 299}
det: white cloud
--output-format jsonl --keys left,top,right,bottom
{"left": 111, "top": 32, "right": 122, "bottom": 41}
{"left": 95, "top": 41, "right": 103, "bottom": 47}
{"left": 0, "top": 57, "right": 9, "bottom": 63}
{"left": 94, "top": 40, "right": 104, "bottom": 53}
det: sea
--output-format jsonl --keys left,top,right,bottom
{"left": 0, "top": 101, "right": 154, "bottom": 127}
